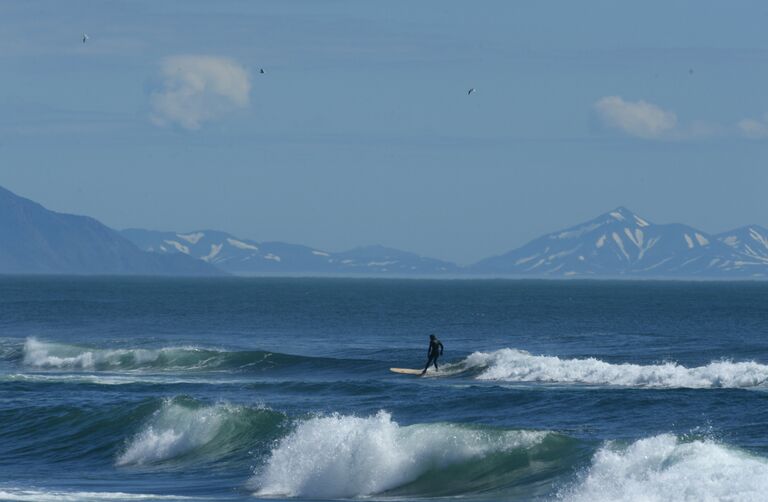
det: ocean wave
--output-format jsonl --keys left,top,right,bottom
{"left": 0, "top": 487, "right": 195, "bottom": 501}
{"left": 1, "top": 373, "right": 254, "bottom": 386}
{"left": 19, "top": 338, "right": 308, "bottom": 373}
{"left": 0, "top": 396, "right": 285, "bottom": 467}
{"left": 457, "top": 348, "right": 768, "bottom": 389}
{"left": 561, "top": 434, "right": 768, "bottom": 502}
{"left": 251, "top": 411, "right": 559, "bottom": 498}
{"left": 117, "top": 398, "right": 283, "bottom": 466}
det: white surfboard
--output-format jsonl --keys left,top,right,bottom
{"left": 389, "top": 367, "right": 423, "bottom": 375}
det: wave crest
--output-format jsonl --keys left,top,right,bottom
{"left": 562, "top": 434, "right": 768, "bottom": 501}
{"left": 21, "top": 338, "right": 286, "bottom": 372}
{"left": 117, "top": 398, "right": 282, "bottom": 466}
{"left": 251, "top": 411, "right": 552, "bottom": 498}
{"left": 459, "top": 348, "right": 768, "bottom": 388}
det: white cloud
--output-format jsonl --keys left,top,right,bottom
{"left": 594, "top": 96, "right": 677, "bottom": 139}
{"left": 150, "top": 55, "right": 250, "bottom": 130}
{"left": 737, "top": 117, "right": 768, "bottom": 139}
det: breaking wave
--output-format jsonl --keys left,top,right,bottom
{"left": 457, "top": 348, "right": 768, "bottom": 389}
{"left": 561, "top": 434, "right": 768, "bottom": 502}
{"left": 4, "top": 394, "right": 768, "bottom": 501}
{"left": 117, "top": 398, "right": 283, "bottom": 466}
{"left": 17, "top": 338, "right": 332, "bottom": 373}
{"left": 251, "top": 411, "right": 570, "bottom": 498}
{"left": 0, "top": 487, "right": 195, "bottom": 501}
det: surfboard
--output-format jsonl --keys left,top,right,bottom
{"left": 390, "top": 368, "right": 423, "bottom": 375}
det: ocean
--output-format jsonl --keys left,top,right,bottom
{"left": 1, "top": 277, "right": 768, "bottom": 501}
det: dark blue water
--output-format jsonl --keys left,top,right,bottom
{"left": 2, "top": 277, "right": 768, "bottom": 501}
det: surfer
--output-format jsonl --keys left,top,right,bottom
{"left": 421, "top": 334, "right": 444, "bottom": 375}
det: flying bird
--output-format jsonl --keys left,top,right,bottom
{"left": 82, "top": 33, "right": 89, "bottom": 44}
{"left": 467, "top": 88, "right": 476, "bottom": 95}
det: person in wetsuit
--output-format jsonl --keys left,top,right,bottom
{"left": 421, "top": 334, "right": 444, "bottom": 375}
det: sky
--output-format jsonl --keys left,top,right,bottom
{"left": 2, "top": 0, "right": 768, "bottom": 264}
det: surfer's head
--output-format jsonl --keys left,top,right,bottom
{"left": 430, "top": 334, "right": 436, "bottom": 340}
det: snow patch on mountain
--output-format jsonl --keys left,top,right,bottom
{"left": 164, "top": 240, "right": 190, "bottom": 254}
{"left": 471, "top": 207, "right": 768, "bottom": 278}
{"left": 227, "top": 238, "right": 258, "bottom": 251}
{"left": 202, "top": 244, "right": 223, "bottom": 262}
{"left": 176, "top": 232, "right": 205, "bottom": 244}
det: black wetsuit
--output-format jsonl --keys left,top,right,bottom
{"left": 422, "top": 338, "right": 444, "bottom": 373}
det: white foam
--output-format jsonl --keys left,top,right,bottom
{"left": 117, "top": 399, "right": 240, "bottom": 466}
{"left": 0, "top": 488, "right": 194, "bottom": 501}
{"left": 2, "top": 373, "right": 250, "bottom": 386}
{"left": 22, "top": 338, "right": 208, "bottom": 370}
{"left": 460, "top": 348, "right": 768, "bottom": 389}
{"left": 251, "top": 411, "right": 546, "bottom": 498}
{"left": 562, "top": 434, "right": 768, "bottom": 502}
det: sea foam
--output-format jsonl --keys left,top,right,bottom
{"left": 460, "top": 348, "right": 768, "bottom": 388}
{"left": 0, "top": 488, "right": 194, "bottom": 501}
{"left": 562, "top": 434, "right": 768, "bottom": 502}
{"left": 23, "top": 338, "right": 216, "bottom": 371}
{"left": 117, "top": 399, "right": 252, "bottom": 466}
{"left": 252, "top": 411, "right": 547, "bottom": 498}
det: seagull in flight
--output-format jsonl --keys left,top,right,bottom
{"left": 82, "top": 33, "right": 89, "bottom": 44}
{"left": 467, "top": 88, "right": 476, "bottom": 95}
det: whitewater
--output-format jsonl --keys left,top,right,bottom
{"left": 2, "top": 277, "right": 768, "bottom": 501}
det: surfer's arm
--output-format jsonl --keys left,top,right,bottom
{"left": 439, "top": 342, "right": 444, "bottom": 355}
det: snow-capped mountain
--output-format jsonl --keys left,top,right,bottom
{"left": 471, "top": 207, "right": 768, "bottom": 278}
{"left": 121, "top": 229, "right": 459, "bottom": 276}
{"left": 332, "top": 245, "right": 458, "bottom": 274}
{"left": 6, "top": 183, "right": 767, "bottom": 280}
{"left": 716, "top": 226, "right": 768, "bottom": 264}
{"left": 0, "top": 186, "right": 221, "bottom": 276}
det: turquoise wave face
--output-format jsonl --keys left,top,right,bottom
{"left": 4, "top": 394, "right": 768, "bottom": 501}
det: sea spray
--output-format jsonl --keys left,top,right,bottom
{"left": 560, "top": 434, "right": 768, "bottom": 502}
{"left": 19, "top": 337, "right": 348, "bottom": 373}
{"left": 252, "top": 411, "right": 549, "bottom": 498}
{"left": 0, "top": 487, "right": 195, "bottom": 501}
{"left": 24, "top": 338, "right": 202, "bottom": 371}
{"left": 117, "top": 398, "right": 283, "bottom": 466}
{"left": 460, "top": 348, "right": 768, "bottom": 388}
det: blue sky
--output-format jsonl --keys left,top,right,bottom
{"left": 2, "top": 1, "right": 768, "bottom": 263}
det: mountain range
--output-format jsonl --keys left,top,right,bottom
{"left": 120, "top": 229, "right": 458, "bottom": 276}
{"left": 0, "top": 186, "right": 220, "bottom": 276}
{"left": 470, "top": 207, "right": 768, "bottom": 278}
{"left": 2, "top": 184, "right": 767, "bottom": 279}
